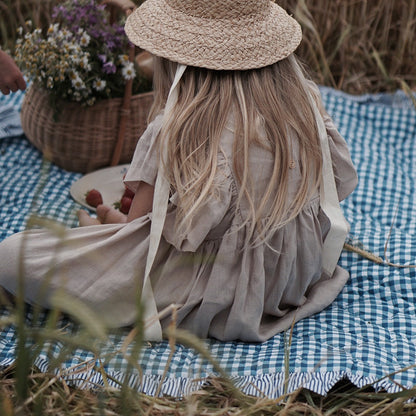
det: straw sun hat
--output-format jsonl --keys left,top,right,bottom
{"left": 124, "top": 0, "right": 302, "bottom": 70}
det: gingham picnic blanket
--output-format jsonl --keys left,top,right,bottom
{"left": 1, "top": 87, "right": 416, "bottom": 398}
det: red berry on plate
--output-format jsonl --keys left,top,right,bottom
{"left": 120, "top": 196, "right": 132, "bottom": 214}
{"left": 85, "top": 189, "right": 103, "bottom": 208}
{"left": 122, "top": 188, "right": 135, "bottom": 199}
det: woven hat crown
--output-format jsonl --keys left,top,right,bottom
{"left": 167, "top": 0, "right": 269, "bottom": 19}
{"left": 125, "top": 0, "right": 302, "bottom": 70}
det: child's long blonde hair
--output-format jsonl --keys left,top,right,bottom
{"left": 148, "top": 55, "right": 323, "bottom": 246}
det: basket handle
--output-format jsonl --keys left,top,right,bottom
{"left": 100, "top": 0, "right": 138, "bottom": 167}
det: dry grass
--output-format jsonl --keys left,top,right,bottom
{"left": 2, "top": 0, "right": 416, "bottom": 94}
{"left": 2, "top": 0, "right": 416, "bottom": 95}
{"left": 279, "top": 0, "right": 416, "bottom": 94}
{"left": 0, "top": 0, "right": 56, "bottom": 50}
{"left": 2, "top": 369, "right": 416, "bottom": 416}
{"left": 2, "top": 0, "right": 416, "bottom": 414}
{"left": 2, "top": 286, "right": 416, "bottom": 416}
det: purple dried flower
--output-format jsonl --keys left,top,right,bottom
{"left": 88, "top": 15, "right": 98, "bottom": 25}
{"left": 52, "top": 5, "right": 66, "bottom": 19}
{"left": 102, "top": 61, "right": 116, "bottom": 74}
{"left": 106, "top": 40, "right": 116, "bottom": 50}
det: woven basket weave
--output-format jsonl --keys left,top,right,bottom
{"left": 20, "top": 85, "right": 154, "bottom": 173}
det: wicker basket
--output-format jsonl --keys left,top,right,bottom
{"left": 21, "top": 85, "right": 154, "bottom": 173}
{"left": 20, "top": 0, "right": 154, "bottom": 173}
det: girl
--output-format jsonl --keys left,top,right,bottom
{"left": 0, "top": 0, "right": 357, "bottom": 342}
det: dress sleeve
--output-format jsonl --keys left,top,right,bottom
{"left": 123, "top": 114, "right": 163, "bottom": 192}
{"left": 323, "top": 113, "right": 358, "bottom": 201}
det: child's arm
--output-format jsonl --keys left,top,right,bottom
{"left": 77, "top": 181, "right": 154, "bottom": 226}
{"left": 127, "top": 181, "right": 154, "bottom": 221}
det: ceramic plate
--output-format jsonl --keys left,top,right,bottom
{"left": 70, "top": 164, "right": 130, "bottom": 210}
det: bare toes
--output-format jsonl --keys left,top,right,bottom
{"left": 77, "top": 210, "right": 101, "bottom": 226}
{"left": 97, "top": 205, "right": 127, "bottom": 224}
{"left": 96, "top": 204, "right": 111, "bottom": 222}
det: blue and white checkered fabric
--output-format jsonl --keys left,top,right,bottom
{"left": 0, "top": 90, "right": 26, "bottom": 139}
{"left": 1, "top": 87, "right": 416, "bottom": 398}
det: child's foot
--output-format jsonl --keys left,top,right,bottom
{"left": 77, "top": 209, "right": 101, "bottom": 226}
{"left": 96, "top": 204, "right": 127, "bottom": 224}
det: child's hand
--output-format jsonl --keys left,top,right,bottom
{"left": 77, "top": 204, "right": 127, "bottom": 226}
{"left": 0, "top": 50, "right": 26, "bottom": 95}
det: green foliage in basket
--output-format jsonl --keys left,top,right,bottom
{"left": 14, "top": 0, "right": 151, "bottom": 107}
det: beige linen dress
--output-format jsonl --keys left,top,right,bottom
{"left": 0, "top": 110, "right": 357, "bottom": 342}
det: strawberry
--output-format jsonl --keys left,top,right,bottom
{"left": 122, "top": 188, "right": 135, "bottom": 199}
{"left": 119, "top": 196, "right": 132, "bottom": 214}
{"left": 85, "top": 189, "right": 103, "bottom": 208}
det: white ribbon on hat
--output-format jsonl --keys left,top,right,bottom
{"left": 307, "top": 92, "right": 350, "bottom": 277}
{"left": 141, "top": 64, "right": 187, "bottom": 341}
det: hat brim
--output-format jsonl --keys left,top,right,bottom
{"left": 125, "top": 0, "right": 302, "bottom": 70}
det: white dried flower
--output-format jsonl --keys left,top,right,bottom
{"left": 47, "top": 23, "right": 59, "bottom": 35}
{"left": 71, "top": 75, "right": 85, "bottom": 90}
{"left": 80, "top": 32, "right": 90, "bottom": 47}
{"left": 79, "top": 55, "right": 91, "bottom": 71}
{"left": 121, "top": 61, "right": 136, "bottom": 80}
{"left": 93, "top": 79, "right": 106, "bottom": 91}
